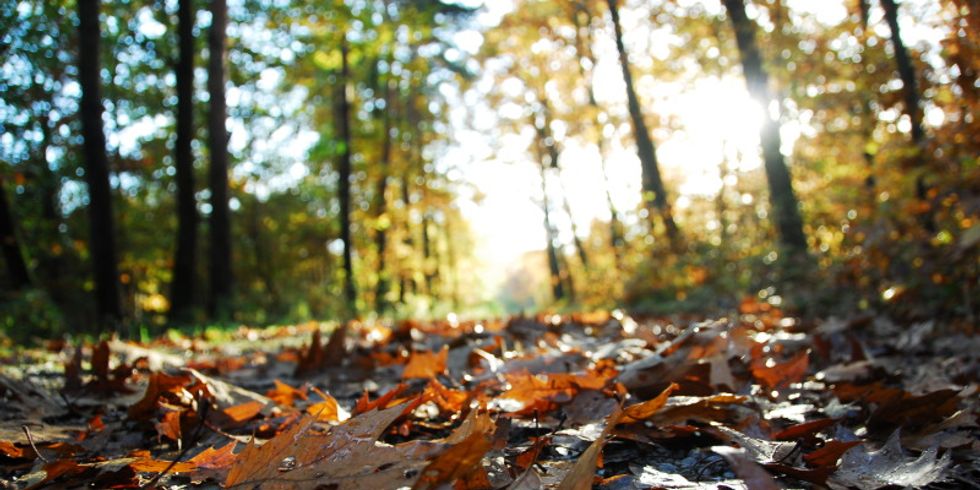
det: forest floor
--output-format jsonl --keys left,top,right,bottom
{"left": 1, "top": 304, "right": 978, "bottom": 489}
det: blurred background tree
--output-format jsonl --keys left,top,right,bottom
{"left": 1, "top": 0, "right": 976, "bottom": 339}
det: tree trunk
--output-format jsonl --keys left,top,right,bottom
{"left": 879, "top": 0, "right": 935, "bottom": 232}
{"left": 337, "top": 36, "right": 358, "bottom": 314}
{"left": 170, "top": 0, "right": 198, "bottom": 323}
{"left": 207, "top": 0, "right": 232, "bottom": 319}
{"left": 723, "top": 0, "right": 808, "bottom": 255}
{"left": 605, "top": 0, "right": 680, "bottom": 249}
{"left": 879, "top": 0, "right": 924, "bottom": 144}
{"left": 398, "top": 172, "right": 415, "bottom": 303}
{"left": 572, "top": 3, "right": 623, "bottom": 266}
{"left": 373, "top": 79, "right": 393, "bottom": 313}
{"left": 532, "top": 115, "right": 566, "bottom": 302}
{"left": 421, "top": 210, "right": 435, "bottom": 297}
{"left": 538, "top": 99, "right": 590, "bottom": 269}
{"left": 0, "top": 177, "right": 31, "bottom": 291}
{"left": 77, "top": 0, "right": 122, "bottom": 323}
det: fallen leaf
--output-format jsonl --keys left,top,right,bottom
{"left": 751, "top": 348, "right": 809, "bottom": 390}
{"left": 556, "top": 407, "right": 621, "bottom": 490}
{"left": 619, "top": 382, "right": 679, "bottom": 424}
{"left": 828, "top": 431, "right": 951, "bottom": 489}
{"left": 712, "top": 446, "right": 780, "bottom": 490}
{"left": 412, "top": 410, "right": 496, "bottom": 489}
{"left": 266, "top": 379, "right": 308, "bottom": 407}
{"left": 403, "top": 345, "right": 449, "bottom": 379}
{"left": 225, "top": 401, "right": 441, "bottom": 490}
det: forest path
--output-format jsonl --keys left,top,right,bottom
{"left": 1, "top": 309, "right": 977, "bottom": 488}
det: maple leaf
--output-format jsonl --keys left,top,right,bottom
{"left": 225, "top": 401, "right": 443, "bottom": 490}
{"left": 130, "top": 441, "right": 238, "bottom": 483}
{"left": 420, "top": 378, "right": 469, "bottom": 414}
{"left": 412, "top": 410, "right": 496, "bottom": 489}
{"left": 403, "top": 345, "right": 449, "bottom": 379}
{"left": 495, "top": 365, "right": 617, "bottom": 415}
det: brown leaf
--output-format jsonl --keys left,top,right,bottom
{"left": 712, "top": 446, "right": 781, "bottom": 490}
{"left": 803, "top": 440, "right": 862, "bottom": 468}
{"left": 751, "top": 348, "right": 809, "bottom": 389}
{"left": 772, "top": 418, "right": 836, "bottom": 441}
{"left": 128, "top": 372, "right": 194, "bottom": 420}
{"left": 412, "top": 410, "right": 496, "bottom": 489}
{"left": 556, "top": 407, "right": 621, "bottom": 490}
{"left": 225, "top": 401, "right": 439, "bottom": 490}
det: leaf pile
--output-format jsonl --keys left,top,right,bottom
{"left": 0, "top": 308, "right": 977, "bottom": 488}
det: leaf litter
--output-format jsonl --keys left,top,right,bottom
{"left": 0, "top": 307, "right": 977, "bottom": 488}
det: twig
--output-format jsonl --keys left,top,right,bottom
{"left": 22, "top": 425, "right": 49, "bottom": 463}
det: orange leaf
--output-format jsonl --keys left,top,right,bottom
{"left": 403, "top": 346, "right": 449, "bottom": 379}
{"left": 128, "top": 372, "right": 193, "bottom": 420}
{"left": 412, "top": 411, "right": 496, "bottom": 490}
{"left": 620, "top": 382, "right": 679, "bottom": 424}
{"left": 222, "top": 400, "right": 266, "bottom": 423}
{"left": 306, "top": 387, "right": 345, "bottom": 423}
{"left": 751, "top": 349, "right": 809, "bottom": 389}
{"left": 421, "top": 379, "right": 469, "bottom": 413}
{"left": 266, "top": 379, "right": 308, "bottom": 407}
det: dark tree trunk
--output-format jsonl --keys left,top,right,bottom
{"left": 879, "top": 0, "right": 935, "bottom": 232}
{"left": 77, "top": 0, "right": 122, "bottom": 323}
{"left": 170, "top": 0, "right": 198, "bottom": 323}
{"left": 373, "top": 78, "right": 393, "bottom": 313}
{"left": 0, "top": 177, "right": 31, "bottom": 290}
{"left": 421, "top": 210, "right": 435, "bottom": 296}
{"left": 572, "top": 3, "right": 623, "bottom": 266}
{"left": 538, "top": 161, "right": 565, "bottom": 302}
{"left": 605, "top": 0, "right": 680, "bottom": 249}
{"left": 538, "top": 103, "right": 590, "bottom": 269}
{"left": 879, "top": 0, "right": 924, "bottom": 144}
{"left": 337, "top": 36, "right": 357, "bottom": 314}
{"left": 398, "top": 173, "right": 415, "bottom": 303}
{"left": 207, "top": 0, "right": 232, "bottom": 319}
{"left": 532, "top": 116, "right": 566, "bottom": 302}
{"left": 723, "top": 0, "right": 808, "bottom": 255}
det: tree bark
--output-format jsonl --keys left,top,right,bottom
{"left": 170, "top": 0, "right": 198, "bottom": 323}
{"left": 373, "top": 77, "right": 394, "bottom": 313}
{"left": 879, "top": 0, "right": 935, "bottom": 232}
{"left": 533, "top": 116, "right": 566, "bottom": 302}
{"left": 879, "top": 0, "right": 924, "bottom": 144}
{"left": 207, "top": 0, "right": 232, "bottom": 319}
{"left": 605, "top": 0, "right": 680, "bottom": 249}
{"left": 77, "top": 0, "right": 122, "bottom": 323}
{"left": 0, "top": 177, "right": 31, "bottom": 290}
{"left": 421, "top": 210, "right": 435, "bottom": 297}
{"left": 723, "top": 0, "right": 808, "bottom": 255}
{"left": 337, "top": 36, "right": 358, "bottom": 314}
